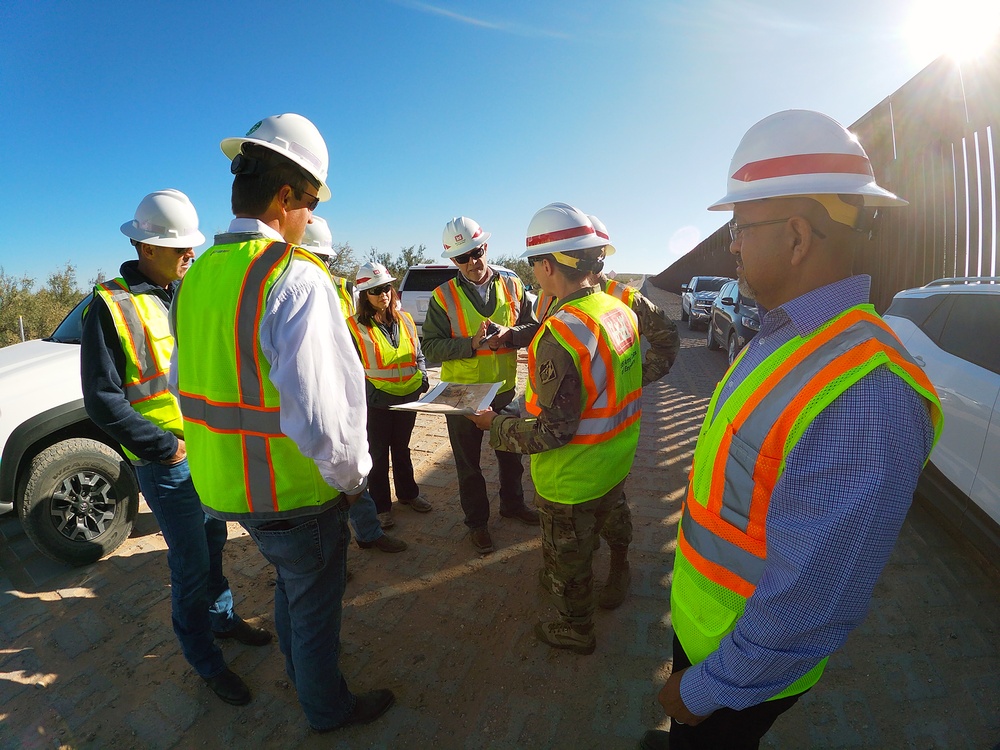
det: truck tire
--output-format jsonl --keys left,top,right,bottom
{"left": 19, "top": 438, "right": 139, "bottom": 566}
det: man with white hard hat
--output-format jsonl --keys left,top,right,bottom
{"left": 82, "top": 190, "right": 273, "bottom": 707}
{"left": 422, "top": 216, "right": 540, "bottom": 555}
{"left": 640, "top": 110, "right": 943, "bottom": 749}
{"left": 170, "top": 114, "right": 393, "bottom": 731}
{"left": 469, "top": 202, "right": 642, "bottom": 654}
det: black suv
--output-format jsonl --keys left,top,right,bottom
{"left": 680, "top": 276, "right": 732, "bottom": 330}
{"left": 707, "top": 280, "right": 760, "bottom": 365}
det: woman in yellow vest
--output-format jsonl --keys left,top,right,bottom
{"left": 469, "top": 203, "right": 642, "bottom": 655}
{"left": 347, "top": 262, "right": 432, "bottom": 529}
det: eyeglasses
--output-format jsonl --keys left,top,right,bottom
{"left": 453, "top": 246, "right": 486, "bottom": 264}
{"left": 728, "top": 218, "right": 826, "bottom": 242}
{"left": 366, "top": 283, "right": 393, "bottom": 296}
{"left": 297, "top": 188, "right": 320, "bottom": 212}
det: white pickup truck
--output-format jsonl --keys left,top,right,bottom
{"left": 0, "top": 296, "right": 139, "bottom": 566}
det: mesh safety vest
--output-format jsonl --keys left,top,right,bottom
{"left": 91, "top": 278, "right": 184, "bottom": 461}
{"left": 672, "top": 305, "right": 943, "bottom": 700}
{"left": 603, "top": 278, "right": 637, "bottom": 308}
{"left": 332, "top": 276, "right": 355, "bottom": 318}
{"left": 533, "top": 291, "right": 558, "bottom": 322}
{"left": 432, "top": 269, "right": 523, "bottom": 392}
{"left": 525, "top": 292, "right": 643, "bottom": 503}
{"left": 347, "top": 312, "right": 423, "bottom": 396}
{"left": 173, "top": 235, "right": 338, "bottom": 519}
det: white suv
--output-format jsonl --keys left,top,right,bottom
{"left": 398, "top": 264, "right": 459, "bottom": 335}
{"left": 884, "top": 277, "right": 1000, "bottom": 564}
{"left": 0, "top": 296, "right": 139, "bottom": 566}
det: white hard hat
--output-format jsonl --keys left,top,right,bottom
{"left": 521, "top": 202, "right": 605, "bottom": 259}
{"left": 355, "top": 261, "right": 396, "bottom": 292}
{"left": 301, "top": 216, "right": 336, "bottom": 258}
{"left": 709, "top": 109, "right": 906, "bottom": 210}
{"left": 441, "top": 216, "right": 491, "bottom": 259}
{"left": 221, "top": 113, "right": 331, "bottom": 202}
{"left": 120, "top": 189, "right": 206, "bottom": 248}
{"left": 585, "top": 214, "right": 617, "bottom": 257}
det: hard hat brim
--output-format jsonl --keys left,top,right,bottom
{"left": 120, "top": 221, "right": 206, "bottom": 248}
{"left": 440, "top": 232, "right": 491, "bottom": 259}
{"left": 221, "top": 137, "right": 332, "bottom": 202}
{"left": 709, "top": 181, "right": 908, "bottom": 211}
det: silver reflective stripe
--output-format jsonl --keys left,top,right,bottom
{"left": 355, "top": 325, "right": 417, "bottom": 380}
{"left": 179, "top": 394, "right": 283, "bottom": 435}
{"left": 551, "top": 308, "right": 611, "bottom": 409}
{"left": 682, "top": 504, "right": 766, "bottom": 584}
{"left": 244, "top": 434, "right": 276, "bottom": 513}
{"left": 576, "top": 397, "right": 641, "bottom": 436}
{"left": 124, "top": 372, "right": 171, "bottom": 402}
{"left": 102, "top": 283, "right": 169, "bottom": 404}
{"left": 718, "top": 319, "right": 908, "bottom": 532}
{"left": 235, "top": 242, "right": 289, "bottom": 407}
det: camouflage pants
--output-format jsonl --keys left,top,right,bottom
{"left": 537, "top": 477, "right": 629, "bottom": 627}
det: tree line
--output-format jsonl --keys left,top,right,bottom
{"left": 0, "top": 248, "right": 540, "bottom": 348}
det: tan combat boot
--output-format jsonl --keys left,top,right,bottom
{"left": 534, "top": 620, "right": 596, "bottom": 655}
{"left": 598, "top": 546, "right": 631, "bottom": 610}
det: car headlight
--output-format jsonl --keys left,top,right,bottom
{"left": 741, "top": 315, "right": 760, "bottom": 331}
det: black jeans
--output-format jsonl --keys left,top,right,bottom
{"left": 667, "top": 634, "right": 804, "bottom": 750}
{"left": 444, "top": 387, "right": 525, "bottom": 529}
{"left": 366, "top": 406, "right": 419, "bottom": 514}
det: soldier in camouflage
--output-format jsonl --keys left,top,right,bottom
{"left": 469, "top": 202, "right": 643, "bottom": 654}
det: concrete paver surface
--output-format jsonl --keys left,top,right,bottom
{"left": 1, "top": 285, "right": 998, "bottom": 749}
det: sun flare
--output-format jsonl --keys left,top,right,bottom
{"left": 905, "top": 0, "right": 1000, "bottom": 63}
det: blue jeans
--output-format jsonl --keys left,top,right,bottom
{"left": 242, "top": 499, "right": 355, "bottom": 730}
{"left": 134, "top": 459, "right": 234, "bottom": 679}
{"left": 348, "top": 489, "right": 383, "bottom": 544}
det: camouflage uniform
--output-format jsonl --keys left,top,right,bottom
{"left": 491, "top": 287, "right": 633, "bottom": 627}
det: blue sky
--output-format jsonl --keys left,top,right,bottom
{"left": 0, "top": 1, "right": 975, "bottom": 287}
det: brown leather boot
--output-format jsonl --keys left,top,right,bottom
{"left": 598, "top": 546, "right": 630, "bottom": 610}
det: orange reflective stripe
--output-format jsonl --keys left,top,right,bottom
{"left": 678, "top": 522, "right": 756, "bottom": 598}
{"left": 548, "top": 314, "right": 600, "bottom": 404}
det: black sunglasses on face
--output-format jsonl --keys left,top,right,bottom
{"left": 453, "top": 246, "right": 486, "bottom": 264}
{"left": 366, "top": 283, "right": 393, "bottom": 296}
{"left": 297, "top": 188, "right": 320, "bottom": 211}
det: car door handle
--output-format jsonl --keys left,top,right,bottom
{"left": 913, "top": 355, "right": 926, "bottom": 367}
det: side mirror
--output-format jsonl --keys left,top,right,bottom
{"left": 720, "top": 296, "right": 735, "bottom": 306}
{"left": 680, "top": 285, "right": 689, "bottom": 292}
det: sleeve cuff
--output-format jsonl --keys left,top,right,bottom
{"left": 679, "top": 663, "right": 725, "bottom": 717}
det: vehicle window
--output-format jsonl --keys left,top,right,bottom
{"left": 401, "top": 268, "right": 459, "bottom": 291}
{"left": 698, "top": 278, "right": 729, "bottom": 293}
{"left": 46, "top": 294, "right": 90, "bottom": 344}
{"left": 885, "top": 294, "right": 947, "bottom": 329}
{"left": 934, "top": 294, "right": 1000, "bottom": 374}
{"left": 918, "top": 295, "right": 953, "bottom": 348}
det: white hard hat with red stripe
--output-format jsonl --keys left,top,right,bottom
{"left": 586, "top": 214, "right": 617, "bottom": 257}
{"left": 708, "top": 109, "right": 906, "bottom": 211}
{"left": 441, "top": 216, "right": 491, "bottom": 259}
{"left": 521, "top": 202, "right": 611, "bottom": 261}
{"left": 355, "top": 261, "right": 396, "bottom": 292}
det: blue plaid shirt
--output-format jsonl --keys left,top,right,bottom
{"left": 680, "top": 275, "right": 935, "bottom": 715}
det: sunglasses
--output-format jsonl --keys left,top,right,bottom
{"left": 366, "top": 283, "right": 393, "bottom": 296}
{"left": 297, "top": 188, "right": 320, "bottom": 211}
{"left": 453, "top": 246, "right": 486, "bottom": 264}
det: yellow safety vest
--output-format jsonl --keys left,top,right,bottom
{"left": 525, "top": 292, "right": 642, "bottom": 503}
{"left": 92, "top": 278, "right": 184, "bottom": 461}
{"left": 432, "top": 270, "right": 523, "bottom": 393}
{"left": 347, "top": 311, "right": 423, "bottom": 396}
{"left": 603, "top": 278, "right": 637, "bottom": 307}
{"left": 672, "top": 305, "right": 943, "bottom": 700}
{"left": 332, "top": 276, "right": 355, "bottom": 318}
{"left": 173, "top": 235, "right": 338, "bottom": 519}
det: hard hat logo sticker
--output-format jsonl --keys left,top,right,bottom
{"left": 246, "top": 121, "right": 262, "bottom": 136}
{"left": 455, "top": 234, "right": 464, "bottom": 243}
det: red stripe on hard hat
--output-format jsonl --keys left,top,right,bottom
{"left": 732, "top": 153, "right": 873, "bottom": 183}
{"left": 357, "top": 276, "right": 373, "bottom": 284}
{"left": 472, "top": 228, "right": 483, "bottom": 239}
{"left": 595, "top": 229, "right": 609, "bottom": 240}
{"left": 526, "top": 224, "right": 596, "bottom": 247}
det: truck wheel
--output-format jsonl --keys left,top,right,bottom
{"left": 20, "top": 438, "right": 139, "bottom": 566}
{"left": 680, "top": 306, "right": 689, "bottom": 323}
